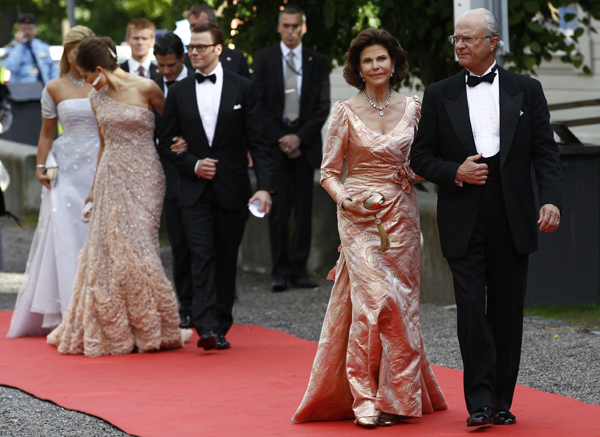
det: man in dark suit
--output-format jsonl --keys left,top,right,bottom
{"left": 253, "top": 5, "right": 330, "bottom": 292}
{"left": 158, "top": 23, "right": 273, "bottom": 351}
{"left": 119, "top": 18, "right": 160, "bottom": 80}
{"left": 153, "top": 32, "right": 195, "bottom": 329}
{"left": 185, "top": 5, "right": 251, "bottom": 79}
{"left": 411, "top": 9, "right": 563, "bottom": 428}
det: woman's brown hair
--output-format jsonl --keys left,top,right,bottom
{"left": 343, "top": 28, "right": 408, "bottom": 90}
{"left": 76, "top": 37, "right": 119, "bottom": 73}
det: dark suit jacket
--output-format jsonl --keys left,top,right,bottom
{"left": 154, "top": 68, "right": 195, "bottom": 200}
{"left": 157, "top": 69, "right": 273, "bottom": 210}
{"left": 252, "top": 44, "right": 330, "bottom": 169}
{"left": 183, "top": 48, "right": 251, "bottom": 79}
{"left": 120, "top": 60, "right": 161, "bottom": 80}
{"left": 411, "top": 66, "right": 563, "bottom": 258}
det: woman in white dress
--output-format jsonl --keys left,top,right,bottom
{"left": 7, "top": 26, "right": 99, "bottom": 337}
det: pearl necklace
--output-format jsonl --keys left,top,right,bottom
{"left": 363, "top": 89, "right": 392, "bottom": 116}
{"left": 67, "top": 72, "right": 85, "bottom": 87}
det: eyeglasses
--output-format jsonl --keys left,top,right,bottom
{"left": 448, "top": 35, "right": 493, "bottom": 45}
{"left": 186, "top": 44, "right": 217, "bottom": 53}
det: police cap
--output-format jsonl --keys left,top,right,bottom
{"left": 18, "top": 13, "right": 36, "bottom": 25}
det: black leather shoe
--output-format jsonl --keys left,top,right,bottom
{"left": 179, "top": 314, "right": 192, "bottom": 329}
{"left": 215, "top": 334, "right": 230, "bottom": 350}
{"left": 492, "top": 410, "right": 516, "bottom": 425}
{"left": 467, "top": 406, "right": 493, "bottom": 427}
{"left": 197, "top": 331, "right": 217, "bottom": 350}
{"left": 271, "top": 277, "right": 287, "bottom": 292}
{"left": 290, "top": 277, "right": 318, "bottom": 288}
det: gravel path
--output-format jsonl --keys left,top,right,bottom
{"left": 1, "top": 217, "right": 599, "bottom": 436}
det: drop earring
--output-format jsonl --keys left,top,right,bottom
{"left": 92, "top": 73, "right": 102, "bottom": 87}
{"left": 391, "top": 67, "right": 395, "bottom": 77}
{"left": 359, "top": 71, "right": 365, "bottom": 82}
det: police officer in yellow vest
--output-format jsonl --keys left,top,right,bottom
{"left": 2, "top": 13, "right": 58, "bottom": 85}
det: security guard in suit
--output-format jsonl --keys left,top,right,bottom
{"left": 2, "top": 13, "right": 58, "bottom": 85}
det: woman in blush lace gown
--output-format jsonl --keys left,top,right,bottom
{"left": 293, "top": 29, "right": 448, "bottom": 427}
{"left": 47, "top": 37, "right": 185, "bottom": 357}
{"left": 8, "top": 26, "right": 98, "bottom": 338}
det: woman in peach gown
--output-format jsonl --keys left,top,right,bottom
{"left": 47, "top": 37, "right": 185, "bottom": 357}
{"left": 293, "top": 29, "right": 447, "bottom": 427}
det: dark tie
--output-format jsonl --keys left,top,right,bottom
{"left": 466, "top": 65, "right": 497, "bottom": 87}
{"left": 165, "top": 80, "right": 176, "bottom": 88}
{"left": 137, "top": 65, "right": 145, "bottom": 77}
{"left": 196, "top": 73, "right": 217, "bottom": 84}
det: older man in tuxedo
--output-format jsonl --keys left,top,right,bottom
{"left": 253, "top": 5, "right": 330, "bottom": 292}
{"left": 153, "top": 32, "right": 195, "bottom": 329}
{"left": 158, "top": 23, "right": 273, "bottom": 351}
{"left": 411, "top": 8, "right": 563, "bottom": 428}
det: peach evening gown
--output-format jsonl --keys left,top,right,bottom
{"left": 293, "top": 96, "right": 448, "bottom": 423}
{"left": 47, "top": 86, "right": 182, "bottom": 357}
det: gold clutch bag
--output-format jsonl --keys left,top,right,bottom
{"left": 363, "top": 192, "right": 390, "bottom": 252}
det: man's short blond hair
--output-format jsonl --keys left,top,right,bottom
{"left": 126, "top": 18, "right": 156, "bottom": 39}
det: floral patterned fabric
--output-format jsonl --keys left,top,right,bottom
{"left": 293, "top": 96, "right": 448, "bottom": 422}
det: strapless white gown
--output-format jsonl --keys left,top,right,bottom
{"left": 7, "top": 98, "right": 99, "bottom": 337}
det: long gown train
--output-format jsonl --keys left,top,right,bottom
{"left": 293, "top": 97, "right": 448, "bottom": 422}
{"left": 8, "top": 95, "right": 98, "bottom": 337}
{"left": 47, "top": 86, "right": 182, "bottom": 357}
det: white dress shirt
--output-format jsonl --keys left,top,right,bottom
{"left": 163, "top": 65, "right": 188, "bottom": 97}
{"left": 127, "top": 57, "right": 153, "bottom": 78}
{"left": 195, "top": 62, "right": 223, "bottom": 147}
{"left": 466, "top": 61, "right": 500, "bottom": 158}
{"left": 280, "top": 41, "right": 302, "bottom": 119}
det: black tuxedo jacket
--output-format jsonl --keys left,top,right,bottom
{"left": 411, "top": 66, "right": 563, "bottom": 258}
{"left": 183, "top": 48, "right": 250, "bottom": 79}
{"left": 252, "top": 44, "right": 330, "bottom": 169}
{"left": 120, "top": 60, "right": 161, "bottom": 80}
{"left": 154, "top": 68, "right": 195, "bottom": 200}
{"left": 157, "top": 69, "right": 273, "bottom": 210}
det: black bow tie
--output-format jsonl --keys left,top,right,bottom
{"left": 196, "top": 73, "right": 217, "bottom": 84}
{"left": 466, "top": 65, "right": 497, "bottom": 87}
{"left": 165, "top": 80, "right": 176, "bottom": 88}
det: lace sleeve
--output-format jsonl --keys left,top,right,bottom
{"left": 40, "top": 87, "right": 57, "bottom": 119}
{"left": 320, "top": 101, "right": 350, "bottom": 205}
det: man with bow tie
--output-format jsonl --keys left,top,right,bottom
{"left": 411, "top": 8, "right": 563, "bottom": 428}
{"left": 158, "top": 22, "right": 274, "bottom": 352}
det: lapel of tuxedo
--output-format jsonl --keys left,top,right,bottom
{"left": 498, "top": 67, "right": 524, "bottom": 169}
{"left": 274, "top": 45, "right": 285, "bottom": 110}
{"left": 300, "top": 48, "right": 312, "bottom": 112}
{"left": 212, "top": 70, "right": 239, "bottom": 148}
{"left": 181, "top": 75, "right": 209, "bottom": 148}
{"left": 442, "top": 71, "right": 477, "bottom": 156}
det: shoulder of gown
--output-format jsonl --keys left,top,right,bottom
{"left": 328, "top": 100, "right": 349, "bottom": 128}
{"left": 406, "top": 95, "right": 422, "bottom": 123}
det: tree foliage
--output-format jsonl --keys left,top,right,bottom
{"left": 2, "top": 0, "right": 600, "bottom": 87}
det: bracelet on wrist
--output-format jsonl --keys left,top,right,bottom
{"left": 338, "top": 196, "right": 353, "bottom": 210}
{"left": 36, "top": 164, "right": 46, "bottom": 169}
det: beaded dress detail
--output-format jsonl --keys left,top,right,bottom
{"left": 47, "top": 87, "right": 182, "bottom": 357}
{"left": 293, "top": 97, "right": 448, "bottom": 422}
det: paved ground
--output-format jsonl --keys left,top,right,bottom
{"left": 1, "top": 217, "right": 599, "bottom": 436}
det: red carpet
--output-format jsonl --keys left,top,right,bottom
{"left": 1, "top": 310, "right": 599, "bottom": 436}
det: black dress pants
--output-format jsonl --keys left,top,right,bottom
{"left": 163, "top": 196, "right": 193, "bottom": 318}
{"left": 446, "top": 157, "right": 529, "bottom": 414}
{"left": 180, "top": 183, "right": 248, "bottom": 336}
{"left": 269, "top": 148, "right": 315, "bottom": 280}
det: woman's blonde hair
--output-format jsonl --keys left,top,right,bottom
{"left": 60, "top": 26, "right": 95, "bottom": 76}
